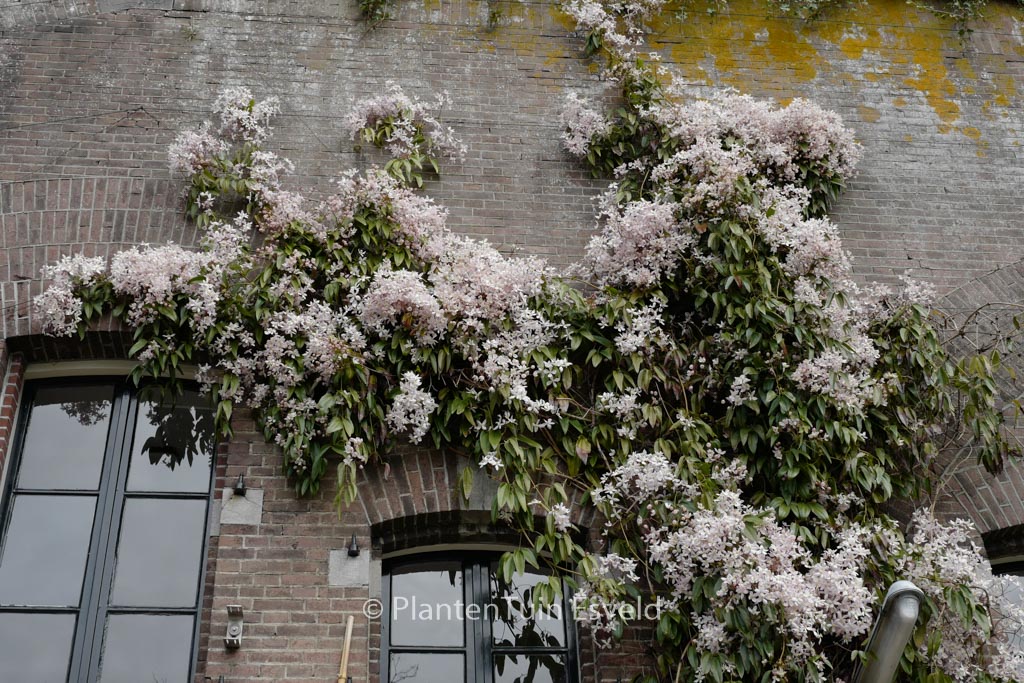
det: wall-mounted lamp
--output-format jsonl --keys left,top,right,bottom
{"left": 347, "top": 533, "right": 360, "bottom": 557}
{"left": 233, "top": 474, "right": 247, "bottom": 496}
{"left": 852, "top": 580, "right": 924, "bottom": 683}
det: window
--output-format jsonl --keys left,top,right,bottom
{"left": 983, "top": 527, "right": 1024, "bottom": 652}
{"left": 382, "top": 554, "right": 579, "bottom": 683}
{"left": 0, "top": 379, "right": 216, "bottom": 683}
{"left": 989, "top": 559, "right": 1024, "bottom": 651}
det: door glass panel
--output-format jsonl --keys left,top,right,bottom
{"left": 389, "top": 652, "right": 464, "bottom": 683}
{"left": 0, "top": 612, "right": 76, "bottom": 682}
{"left": 126, "top": 391, "right": 214, "bottom": 493}
{"left": 110, "top": 498, "right": 207, "bottom": 607}
{"left": 390, "top": 561, "right": 464, "bottom": 646}
{"left": 0, "top": 495, "right": 96, "bottom": 606}
{"left": 493, "top": 654, "right": 566, "bottom": 683}
{"left": 491, "top": 570, "right": 565, "bottom": 647}
{"left": 99, "top": 613, "right": 194, "bottom": 683}
{"left": 18, "top": 384, "right": 113, "bottom": 490}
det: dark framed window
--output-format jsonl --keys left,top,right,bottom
{"left": 988, "top": 559, "right": 1024, "bottom": 652}
{"left": 382, "top": 553, "right": 579, "bottom": 683}
{"left": 0, "top": 378, "right": 216, "bottom": 683}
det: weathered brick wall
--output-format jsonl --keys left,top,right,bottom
{"left": 1, "top": 0, "right": 1022, "bottom": 315}
{"left": 2, "top": 1, "right": 1023, "bottom": 681}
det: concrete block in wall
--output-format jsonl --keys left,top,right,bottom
{"left": 329, "top": 548, "right": 370, "bottom": 587}
{"left": 220, "top": 488, "right": 263, "bottom": 527}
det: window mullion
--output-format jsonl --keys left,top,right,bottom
{"left": 466, "top": 561, "right": 480, "bottom": 683}
{"left": 77, "top": 383, "right": 135, "bottom": 683}
{"left": 476, "top": 561, "right": 495, "bottom": 683}
{"left": 381, "top": 571, "right": 392, "bottom": 683}
{"left": 186, "top": 435, "right": 219, "bottom": 682}
{"left": 563, "top": 580, "right": 580, "bottom": 683}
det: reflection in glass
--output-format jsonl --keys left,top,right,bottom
{"left": 494, "top": 654, "right": 566, "bottom": 683}
{"left": 110, "top": 498, "right": 206, "bottom": 607}
{"left": 390, "top": 652, "right": 464, "bottom": 683}
{"left": 18, "top": 385, "right": 113, "bottom": 490}
{"left": 994, "top": 572, "right": 1024, "bottom": 652}
{"left": 491, "top": 570, "right": 565, "bottom": 648}
{"left": 0, "top": 495, "right": 95, "bottom": 606}
{"left": 390, "top": 562, "right": 464, "bottom": 647}
{"left": 99, "top": 613, "right": 194, "bottom": 683}
{"left": 127, "top": 390, "right": 214, "bottom": 493}
{"left": 0, "top": 612, "right": 76, "bottom": 682}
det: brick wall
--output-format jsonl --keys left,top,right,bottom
{"left": 2, "top": 1, "right": 1024, "bottom": 681}
{"left": 0, "top": 346, "right": 25, "bottom": 479}
{"left": 199, "top": 418, "right": 606, "bottom": 683}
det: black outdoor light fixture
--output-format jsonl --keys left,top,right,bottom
{"left": 347, "top": 533, "right": 360, "bottom": 557}
{"left": 233, "top": 473, "right": 246, "bottom": 496}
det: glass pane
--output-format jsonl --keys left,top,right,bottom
{"left": 994, "top": 572, "right": 1024, "bottom": 651}
{"left": 110, "top": 498, "right": 207, "bottom": 607}
{"left": 0, "top": 495, "right": 96, "bottom": 606}
{"left": 390, "top": 561, "right": 464, "bottom": 647}
{"left": 494, "top": 654, "right": 566, "bottom": 683}
{"left": 18, "top": 384, "right": 114, "bottom": 490}
{"left": 389, "top": 653, "right": 464, "bottom": 683}
{"left": 491, "top": 570, "right": 565, "bottom": 648}
{"left": 0, "top": 612, "right": 76, "bottom": 682}
{"left": 127, "top": 390, "right": 214, "bottom": 493}
{"left": 99, "top": 613, "right": 194, "bottom": 683}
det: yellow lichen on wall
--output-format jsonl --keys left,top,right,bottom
{"left": 858, "top": 104, "right": 881, "bottom": 122}
{"left": 639, "top": 0, "right": 1021, "bottom": 141}
{"left": 425, "top": 0, "right": 1020, "bottom": 144}
{"left": 647, "top": 2, "right": 822, "bottom": 89}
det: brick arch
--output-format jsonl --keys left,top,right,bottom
{"left": 348, "top": 445, "right": 601, "bottom": 533}
{"left": 930, "top": 260, "right": 1024, "bottom": 541}
{"left": 371, "top": 509, "right": 530, "bottom": 556}
{"left": 0, "top": 176, "right": 196, "bottom": 339}
{"left": 5, "top": 330, "right": 134, "bottom": 363}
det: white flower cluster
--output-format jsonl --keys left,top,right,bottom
{"left": 213, "top": 86, "right": 280, "bottom": 144}
{"left": 549, "top": 503, "right": 573, "bottom": 532}
{"left": 386, "top": 372, "right": 437, "bottom": 443}
{"left": 590, "top": 449, "right": 692, "bottom": 507}
{"left": 613, "top": 300, "right": 671, "bottom": 355}
{"left": 168, "top": 123, "right": 228, "bottom": 175}
{"left": 584, "top": 197, "right": 695, "bottom": 288}
{"left": 360, "top": 267, "right": 447, "bottom": 347}
{"left": 34, "top": 253, "right": 106, "bottom": 336}
{"left": 580, "top": 93, "right": 860, "bottom": 291}
{"left": 587, "top": 451, "right": 877, "bottom": 672}
{"left": 108, "top": 217, "right": 247, "bottom": 334}
{"left": 168, "top": 86, "right": 279, "bottom": 174}
{"left": 342, "top": 81, "right": 466, "bottom": 161}
{"left": 560, "top": 92, "right": 611, "bottom": 156}
{"left": 562, "top": 0, "right": 668, "bottom": 68}
{"left": 596, "top": 388, "right": 645, "bottom": 439}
